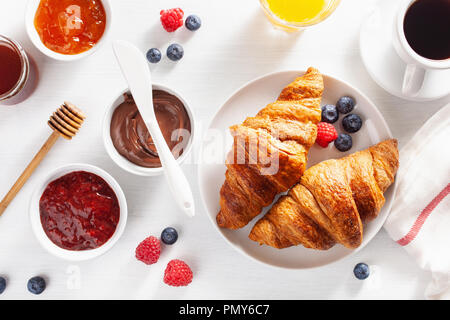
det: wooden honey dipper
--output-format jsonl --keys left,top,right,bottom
{"left": 0, "top": 102, "right": 85, "bottom": 216}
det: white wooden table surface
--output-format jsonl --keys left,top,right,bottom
{"left": 0, "top": 0, "right": 448, "bottom": 300}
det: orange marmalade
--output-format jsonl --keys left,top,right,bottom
{"left": 34, "top": 0, "right": 106, "bottom": 55}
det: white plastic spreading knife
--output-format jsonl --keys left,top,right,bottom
{"left": 112, "top": 40, "right": 195, "bottom": 218}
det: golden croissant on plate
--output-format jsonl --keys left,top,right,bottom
{"left": 249, "top": 139, "right": 399, "bottom": 250}
{"left": 216, "top": 67, "right": 324, "bottom": 229}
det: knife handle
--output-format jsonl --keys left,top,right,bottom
{"left": 147, "top": 121, "right": 195, "bottom": 217}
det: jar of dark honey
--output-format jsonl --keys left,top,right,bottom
{"left": 0, "top": 35, "right": 36, "bottom": 105}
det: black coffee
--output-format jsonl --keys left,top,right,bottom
{"left": 403, "top": 0, "right": 450, "bottom": 60}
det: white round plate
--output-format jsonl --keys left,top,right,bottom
{"left": 359, "top": 0, "right": 450, "bottom": 102}
{"left": 198, "top": 70, "right": 396, "bottom": 269}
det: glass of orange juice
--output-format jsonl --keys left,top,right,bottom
{"left": 260, "top": 0, "right": 341, "bottom": 32}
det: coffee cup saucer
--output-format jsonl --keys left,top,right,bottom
{"left": 359, "top": 0, "right": 450, "bottom": 102}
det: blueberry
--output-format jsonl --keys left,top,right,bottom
{"left": 185, "top": 15, "right": 202, "bottom": 31}
{"left": 27, "top": 276, "right": 46, "bottom": 295}
{"left": 342, "top": 114, "right": 363, "bottom": 133}
{"left": 161, "top": 227, "right": 178, "bottom": 245}
{"left": 334, "top": 133, "right": 352, "bottom": 152}
{"left": 336, "top": 96, "right": 355, "bottom": 114}
{"left": 321, "top": 104, "right": 339, "bottom": 123}
{"left": 166, "top": 44, "right": 184, "bottom": 61}
{"left": 353, "top": 263, "right": 370, "bottom": 280}
{"left": 146, "top": 48, "right": 161, "bottom": 64}
{"left": 0, "top": 277, "right": 6, "bottom": 294}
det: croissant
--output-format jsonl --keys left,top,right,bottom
{"left": 216, "top": 67, "right": 324, "bottom": 229}
{"left": 249, "top": 139, "right": 399, "bottom": 250}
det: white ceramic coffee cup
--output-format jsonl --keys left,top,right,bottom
{"left": 392, "top": 0, "right": 450, "bottom": 97}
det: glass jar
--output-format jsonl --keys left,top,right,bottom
{"left": 0, "top": 35, "right": 35, "bottom": 105}
{"left": 260, "top": 0, "right": 341, "bottom": 32}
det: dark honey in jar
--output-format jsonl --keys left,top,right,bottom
{"left": 0, "top": 35, "right": 37, "bottom": 105}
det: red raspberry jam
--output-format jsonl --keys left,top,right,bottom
{"left": 39, "top": 171, "right": 120, "bottom": 251}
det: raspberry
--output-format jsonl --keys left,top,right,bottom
{"left": 135, "top": 236, "right": 160, "bottom": 265}
{"left": 316, "top": 122, "right": 338, "bottom": 148}
{"left": 163, "top": 259, "right": 193, "bottom": 287}
{"left": 160, "top": 8, "right": 184, "bottom": 32}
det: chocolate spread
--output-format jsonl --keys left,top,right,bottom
{"left": 110, "top": 90, "right": 191, "bottom": 168}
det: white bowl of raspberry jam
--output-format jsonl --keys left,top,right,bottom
{"left": 29, "top": 163, "right": 127, "bottom": 261}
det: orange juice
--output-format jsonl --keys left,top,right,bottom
{"left": 260, "top": 0, "right": 340, "bottom": 31}
{"left": 266, "top": 0, "right": 326, "bottom": 23}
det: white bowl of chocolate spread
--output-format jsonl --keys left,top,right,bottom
{"left": 103, "top": 84, "right": 195, "bottom": 176}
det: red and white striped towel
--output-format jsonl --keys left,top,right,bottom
{"left": 384, "top": 103, "right": 450, "bottom": 300}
